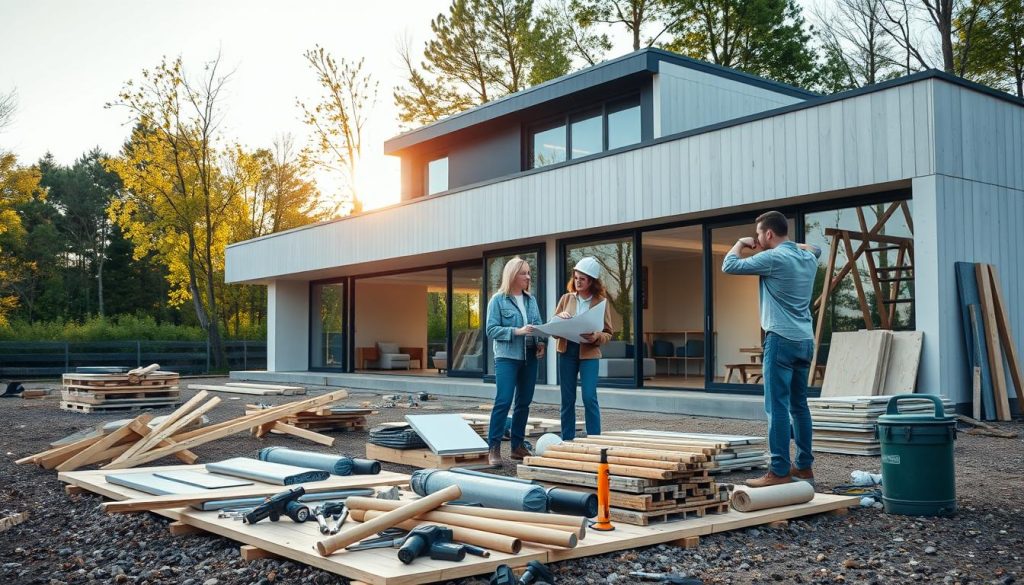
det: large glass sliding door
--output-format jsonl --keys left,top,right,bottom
{"left": 483, "top": 247, "right": 545, "bottom": 381}
{"left": 448, "top": 265, "right": 484, "bottom": 376}
{"left": 310, "top": 281, "right": 346, "bottom": 370}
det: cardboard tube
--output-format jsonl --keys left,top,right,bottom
{"left": 353, "top": 510, "right": 522, "bottom": 554}
{"left": 315, "top": 484, "right": 461, "bottom": 556}
{"left": 731, "top": 482, "right": 815, "bottom": 512}
{"left": 348, "top": 505, "right": 577, "bottom": 548}
{"left": 345, "top": 496, "right": 587, "bottom": 529}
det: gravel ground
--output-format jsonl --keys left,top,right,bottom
{"left": 1, "top": 378, "right": 1021, "bottom": 585}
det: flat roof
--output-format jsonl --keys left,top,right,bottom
{"left": 383, "top": 48, "right": 817, "bottom": 154}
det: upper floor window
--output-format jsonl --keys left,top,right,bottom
{"left": 529, "top": 94, "right": 642, "bottom": 169}
{"left": 427, "top": 156, "right": 449, "bottom": 195}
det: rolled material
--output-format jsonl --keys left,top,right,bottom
{"left": 206, "top": 457, "right": 328, "bottom": 485}
{"left": 546, "top": 488, "right": 598, "bottom": 518}
{"left": 354, "top": 510, "right": 522, "bottom": 554}
{"left": 259, "top": 447, "right": 354, "bottom": 476}
{"left": 347, "top": 504, "right": 577, "bottom": 548}
{"left": 730, "top": 481, "right": 815, "bottom": 512}
{"left": 351, "top": 458, "right": 381, "bottom": 475}
{"left": 412, "top": 468, "right": 548, "bottom": 512}
{"left": 316, "top": 484, "right": 462, "bottom": 556}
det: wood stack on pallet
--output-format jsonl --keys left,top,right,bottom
{"left": 809, "top": 396, "right": 955, "bottom": 455}
{"left": 61, "top": 364, "right": 181, "bottom": 413}
{"left": 245, "top": 404, "right": 372, "bottom": 433}
{"left": 590, "top": 430, "right": 769, "bottom": 473}
{"left": 518, "top": 434, "right": 741, "bottom": 525}
{"left": 458, "top": 412, "right": 584, "bottom": 439}
{"left": 16, "top": 389, "right": 349, "bottom": 471}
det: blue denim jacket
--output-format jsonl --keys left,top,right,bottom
{"left": 486, "top": 291, "right": 546, "bottom": 361}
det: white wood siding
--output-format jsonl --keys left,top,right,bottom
{"left": 933, "top": 82, "right": 1024, "bottom": 192}
{"left": 915, "top": 174, "right": 1024, "bottom": 404}
{"left": 227, "top": 79, "right": 938, "bottom": 284}
{"left": 654, "top": 62, "right": 805, "bottom": 138}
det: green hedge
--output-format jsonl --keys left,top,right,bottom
{"left": 0, "top": 315, "right": 265, "bottom": 342}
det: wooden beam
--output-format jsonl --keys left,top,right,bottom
{"left": 18, "top": 434, "right": 104, "bottom": 467}
{"left": 56, "top": 415, "right": 153, "bottom": 471}
{"left": 976, "top": 264, "right": 1011, "bottom": 420}
{"left": 102, "top": 390, "right": 349, "bottom": 469}
{"left": 114, "top": 391, "right": 212, "bottom": 462}
{"left": 239, "top": 545, "right": 281, "bottom": 561}
{"left": 810, "top": 235, "right": 840, "bottom": 384}
{"left": 669, "top": 536, "right": 700, "bottom": 549}
{"left": 987, "top": 264, "right": 1024, "bottom": 410}
{"left": 522, "top": 456, "right": 676, "bottom": 479}
{"left": 169, "top": 521, "right": 205, "bottom": 536}
{"left": 265, "top": 421, "right": 335, "bottom": 446}
{"left": 841, "top": 232, "right": 874, "bottom": 331}
{"left": 856, "top": 207, "right": 891, "bottom": 329}
{"left": 116, "top": 396, "right": 220, "bottom": 463}
{"left": 64, "top": 485, "right": 86, "bottom": 496}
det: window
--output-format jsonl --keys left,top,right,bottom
{"left": 532, "top": 123, "right": 567, "bottom": 168}
{"left": 529, "top": 94, "right": 643, "bottom": 169}
{"left": 310, "top": 282, "right": 345, "bottom": 370}
{"left": 427, "top": 156, "right": 448, "bottom": 195}
{"left": 570, "top": 111, "right": 602, "bottom": 159}
{"left": 607, "top": 97, "right": 641, "bottom": 150}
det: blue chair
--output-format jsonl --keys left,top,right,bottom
{"left": 674, "top": 339, "right": 704, "bottom": 376}
{"left": 652, "top": 340, "right": 674, "bottom": 357}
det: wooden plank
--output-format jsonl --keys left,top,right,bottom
{"left": 56, "top": 415, "right": 152, "bottom": 471}
{"left": 987, "top": 265, "right": 1024, "bottom": 410}
{"left": 115, "top": 393, "right": 217, "bottom": 463}
{"left": 103, "top": 390, "right": 349, "bottom": 469}
{"left": 240, "top": 545, "right": 282, "bottom": 561}
{"left": 522, "top": 456, "right": 676, "bottom": 480}
{"left": 16, "top": 434, "right": 104, "bottom": 466}
{"left": 268, "top": 421, "right": 335, "bottom": 446}
{"left": 810, "top": 235, "right": 840, "bottom": 384}
{"left": 365, "top": 444, "right": 491, "bottom": 470}
{"left": 976, "top": 264, "right": 1011, "bottom": 420}
{"left": 188, "top": 384, "right": 283, "bottom": 396}
{"left": 820, "top": 331, "right": 887, "bottom": 397}
{"left": 169, "top": 521, "right": 206, "bottom": 536}
{"left": 881, "top": 331, "right": 923, "bottom": 395}
{"left": 516, "top": 464, "right": 655, "bottom": 493}
{"left": 546, "top": 443, "right": 706, "bottom": 463}
{"left": 540, "top": 450, "right": 694, "bottom": 471}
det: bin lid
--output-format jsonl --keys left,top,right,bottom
{"left": 877, "top": 394, "right": 955, "bottom": 424}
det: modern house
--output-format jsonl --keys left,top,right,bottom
{"left": 226, "top": 48, "right": 1024, "bottom": 418}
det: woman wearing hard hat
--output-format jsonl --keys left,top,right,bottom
{"left": 552, "top": 256, "right": 615, "bottom": 440}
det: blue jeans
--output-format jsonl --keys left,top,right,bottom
{"left": 762, "top": 332, "right": 815, "bottom": 475}
{"left": 558, "top": 342, "right": 600, "bottom": 440}
{"left": 489, "top": 356, "right": 538, "bottom": 449}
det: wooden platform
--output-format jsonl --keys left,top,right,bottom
{"left": 59, "top": 400, "right": 180, "bottom": 414}
{"left": 59, "top": 464, "right": 857, "bottom": 585}
{"left": 365, "top": 444, "right": 492, "bottom": 470}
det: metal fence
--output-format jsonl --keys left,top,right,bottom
{"left": 0, "top": 340, "right": 267, "bottom": 377}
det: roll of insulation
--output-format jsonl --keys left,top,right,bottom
{"left": 730, "top": 481, "right": 815, "bottom": 512}
{"left": 206, "top": 457, "right": 329, "bottom": 485}
{"left": 411, "top": 468, "right": 549, "bottom": 512}
{"left": 259, "top": 447, "right": 354, "bottom": 475}
{"left": 534, "top": 433, "right": 563, "bottom": 456}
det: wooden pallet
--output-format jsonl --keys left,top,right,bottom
{"left": 612, "top": 501, "right": 731, "bottom": 526}
{"left": 62, "top": 389, "right": 180, "bottom": 405}
{"left": 365, "top": 443, "right": 493, "bottom": 470}
{"left": 63, "top": 373, "right": 179, "bottom": 388}
{"left": 60, "top": 400, "right": 180, "bottom": 414}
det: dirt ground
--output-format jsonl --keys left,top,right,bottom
{"left": 1, "top": 378, "right": 1021, "bottom": 585}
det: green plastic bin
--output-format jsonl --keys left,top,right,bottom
{"left": 876, "top": 394, "right": 957, "bottom": 516}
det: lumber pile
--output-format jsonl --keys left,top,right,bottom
{"left": 457, "top": 412, "right": 584, "bottom": 438}
{"left": 593, "top": 430, "right": 769, "bottom": 473}
{"left": 955, "top": 262, "right": 1023, "bottom": 421}
{"left": 61, "top": 364, "right": 181, "bottom": 413}
{"left": 245, "top": 404, "right": 372, "bottom": 433}
{"left": 809, "top": 396, "right": 954, "bottom": 455}
{"left": 518, "top": 433, "right": 741, "bottom": 525}
{"left": 15, "top": 389, "right": 349, "bottom": 471}
{"left": 49, "top": 413, "right": 209, "bottom": 447}
{"left": 188, "top": 382, "right": 307, "bottom": 396}
{"left": 819, "top": 330, "right": 923, "bottom": 398}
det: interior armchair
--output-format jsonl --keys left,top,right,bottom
{"left": 366, "top": 342, "right": 411, "bottom": 370}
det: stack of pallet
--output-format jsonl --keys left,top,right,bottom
{"left": 16, "top": 389, "right": 349, "bottom": 472}
{"left": 245, "top": 404, "right": 372, "bottom": 433}
{"left": 458, "top": 412, "right": 584, "bottom": 438}
{"left": 518, "top": 435, "right": 734, "bottom": 525}
{"left": 810, "top": 396, "right": 955, "bottom": 455}
{"left": 61, "top": 365, "right": 181, "bottom": 414}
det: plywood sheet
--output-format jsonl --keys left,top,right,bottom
{"left": 881, "top": 331, "right": 924, "bottom": 395}
{"left": 404, "top": 414, "right": 487, "bottom": 455}
{"left": 821, "top": 331, "right": 889, "bottom": 397}
{"left": 60, "top": 465, "right": 857, "bottom": 585}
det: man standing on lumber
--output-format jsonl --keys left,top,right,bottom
{"left": 722, "top": 211, "right": 821, "bottom": 488}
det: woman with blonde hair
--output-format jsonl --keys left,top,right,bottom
{"left": 552, "top": 257, "right": 614, "bottom": 440}
{"left": 484, "top": 257, "right": 546, "bottom": 466}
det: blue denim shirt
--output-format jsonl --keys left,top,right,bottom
{"left": 486, "top": 291, "right": 546, "bottom": 361}
{"left": 721, "top": 241, "right": 822, "bottom": 341}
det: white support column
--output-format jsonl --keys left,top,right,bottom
{"left": 267, "top": 280, "right": 310, "bottom": 372}
{"left": 545, "top": 238, "right": 559, "bottom": 385}
{"left": 912, "top": 175, "right": 947, "bottom": 400}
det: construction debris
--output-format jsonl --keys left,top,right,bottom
{"left": 245, "top": 403, "right": 371, "bottom": 433}
{"left": 809, "top": 396, "right": 955, "bottom": 455}
{"left": 61, "top": 365, "right": 181, "bottom": 413}
{"left": 458, "top": 412, "right": 583, "bottom": 439}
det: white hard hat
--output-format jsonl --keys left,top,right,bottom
{"left": 573, "top": 257, "right": 601, "bottom": 280}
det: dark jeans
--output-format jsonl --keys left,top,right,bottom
{"left": 558, "top": 342, "right": 601, "bottom": 440}
{"left": 488, "top": 356, "right": 538, "bottom": 449}
{"left": 762, "top": 332, "right": 815, "bottom": 476}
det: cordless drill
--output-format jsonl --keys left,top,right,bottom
{"left": 397, "top": 525, "right": 464, "bottom": 565}
{"left": 243, "top": 487, "right": 311, "bottom": 525}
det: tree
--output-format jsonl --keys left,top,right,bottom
{"left": 540, "top": 0, "right": 612, "bottom": 66}
{"left": 877, "top": 0, "right": 985, "bottom": 74}
{"left": 0, "top": 151, "right": 42, "bottom": 325}
{"left": 297, "top": 46, "right": 378, "bottom": 215}
{"left": 812, "top": 0, "right": 902, "bottom": 89}
{"left": 394, "top": 0, "right": 571, "bottom": 126}
{"left": 105, "top": 55, "right": 234, "bottom": 368}
{"left": 663, "top": 0, "right": 821, "bottom": 88}
{"left": 571, "top": 0, "right": 675, "bottom": 50}
{"left": 0, "top": 89, "right": 15, "bottom": 134}
{"left": 962, "top": 0, "right": 1024, "bottom": 96}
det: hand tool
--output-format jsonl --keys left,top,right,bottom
{"left": 590, "top": 448, "right": 615, "bottom": 531}
{"left": 628, "top": 572, "right": 703, "bottom": 584}
{"left": 242, "top": 486, "right": 310, "bottom": 525}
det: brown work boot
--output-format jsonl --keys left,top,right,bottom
{"left": 744, "top": 470, "right": 793, "bottom": 488}
{"left": 790, "top": 466, "right": 815, "bottom": 484}
{"left": 509, "top": 445, "right": 532, "bottom": 461}
{"left": 488, "top": 445, "right": 503, "bottom": 466}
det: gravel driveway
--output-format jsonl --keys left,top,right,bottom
{"left": 1, "top": 378, "right": 1021, "bottom": 585}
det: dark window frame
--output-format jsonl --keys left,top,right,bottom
{"left": 525, "top": 91, "right": 643, "bottom": 170}
{"left": 425, "top": 154, "right": 450, "bottom": 196}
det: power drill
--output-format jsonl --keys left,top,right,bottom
{"left": 243, "top": 487, "right": 311, "bottom": 525}
{"left": 397, "top": 525, "right": 464, "bottom": 565}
